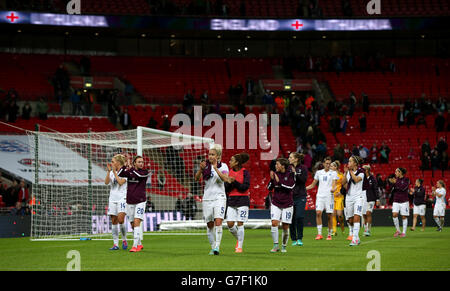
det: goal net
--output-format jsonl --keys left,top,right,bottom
{"left": 27, "top": 126, "right": 214, "bottom": 240}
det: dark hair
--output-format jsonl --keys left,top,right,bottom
{"left": 276, "top": 158, "right": 290, "bottom": 170}
{"left": 416, "top": 179, "right": 423, "bottom": 186}
{"left": 350, "top": 155, "right": 363, "bottom": 165}
{"left": 133, "top": 155, "right": 143, "bottom": 166}
{"left": 323, "top": 156, "right": 332, "bottom": 162}
{"left": 397, "top": 167, "right": 407, "bottom": 176}
{"left": 233, "top": 152, "right": 250, "bottom": 166}
{"left": 290, "top": 152, "right": 305, "bottom": 165}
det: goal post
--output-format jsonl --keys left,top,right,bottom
{"left": 27, "top": 126, "right": 214, "bottom": 240}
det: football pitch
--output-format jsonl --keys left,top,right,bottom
{"left": 0, "top": 227, "right": 449, "bottom": 271}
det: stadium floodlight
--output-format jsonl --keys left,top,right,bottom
{"left": 27, "top": 126, "right": 214, "bottom": 240}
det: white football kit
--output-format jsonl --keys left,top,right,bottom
{"left": 202, "top": 163, "right": 229, "bottom": 223}
{"left": 434, "top": 188, "right": 446, "bottom": 217}
{"left": 107, "top": 169, "right": 127, "bottom": 216}
{"left": 314, "top": 169, "right": 338, "bottom": 214}
{"left": 345, "top": 170, "right": 365, "bottom": 218}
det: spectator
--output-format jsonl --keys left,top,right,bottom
{"left": 379, "top": 143, "right": 391, "bottom": 163}
{"left": 10, "top": 201, "right": 25, "bottom": 216}
{"left": 200, "top": 90, "right": 209, "bottom": 107}
{"left": 7, "top": 100, "right": 19, "bottom": 122}
{"left": 3, "top": 180, "right": 18, "bottom": 207}
{"left": 435, "top": 112, "right": 446, "bottom": 132}
{"left": 376, "top": 174, "right": 386, "bottom": 206}
{"left": 362, "top": 92, "right": 369, "bottom": 113}
{"left": 305, "top": 95, "right": 315, "bottom": 111}
{"left": 17, "top": 179, "right": 29, "bottom": 206}
{"left": 0, "top": 183, "right": 8, "bottom": 203}
{"left": 120, "top": 108, "right": 132, "bottom": 130}
{"left": 146, "top": 116, "right": 158, "bottom": 129}
{"left": 162, "top": 115, "right": 171, "bottom": 131}
{"left": 343, "top": 143, "right": 351, "bottom": 163}
{"left": 397, "top": 108, "right": 405, "bottom": 127}
{"left": 436, "top": 97, "right": 447, "bottom": 113}
{"left": 70, "top": 90, "right": 82, "bottom": 115}
{"left": 420, "top": 152, "right": 431, "bottom": 170}
{"left": 21, "top": 102, "right": 32, "bottom": 120}
{"left": 262, "top": 90, "right": 274, "bottom": 113}
{"left": 36, "top": 97, "right": 48, "bottom": 120}
{"left": 184, "top": 192, "right": 197, "bottom": 220}
{"left": 406, "top": 111, "right": 415, "bottom": 128}
{"left": 359, "top": 145, "right": 369, "bottom": 163}
{"left": 348, "top": 92, "right": 357, "bottom": 116}
{"left": 407, "top": 148, "right": 416, "bottom": 160}
{"left": 182, "top": 90, "right": 195, "bottom": 111}
{"left": 370, "top": 143, "right": 378, "bottom": 164}
{"left": 431, "top": 150, "right": 440, "bottom": 170}
{"left": 416, "top": 114, "right": 427, "bottom": 128}
{"left": 246, "top": 78, "right": 254, "bottom": 103}
{"left": 421, "top": 140, "right": 432, "bottom": 156}
{"left": 0, "top": 176, "right": 5, "bottom": 195}
{"left": 145, "top": 195, "right": 155, "bottom": 212}
{"left": 329, "top": 114, "right": 341, "bottom": 135}
{"left": 359, "top": 113, "right": 367, "bottom": 132}
{"left": 52, "top": 65, "right": 70, "bottom": 100}
{"left": 236, "top": 99, "right": 246, "bottom": 115}
{"left": 175, "top": 194, "right": 184, "bottom": 214}
{"left": 340, "top": 115, "right": 348, "bottom": 133}
{"left": 437, "top": 137, "right": 448, "bottom": 156}
{"left": 275, "top": 95, "right": 285, "bottom": 112}
{"left": 157, "top": 170, "right": 166, "bottom": 190}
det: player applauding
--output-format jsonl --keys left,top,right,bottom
{"left": 342, "top": 155, "right": 365, "bottom": 246}
{"left": 389, "top": 168, "right": 410, "bottom": 238}
{"left": 432, "top": 180, "right": 446, "bottom": 232}
{"left": 225, "top": 153, "right": 250, "bottom": 253}
{"left": 105, "top": 154, "right": 128, "bottom": 250}
{"left": 306, "top": 157, "right": 338, "bottom": 241}
{"left": 288, "top": 152, "right": 308, "bottom": 246}
{"left": 195, "top": 144, "right": 230, "bottom": 255}
{"left": 268, "top": 158, "right": 295, "bottom": 253}
{"left": 410, "top": 179, "right": 426, "bottom": 232}
{"left": 330, "top": 161, "right": 345, "bottom": 237}
{"left": 119, "top": 156, "right": 150, "bottom": 252}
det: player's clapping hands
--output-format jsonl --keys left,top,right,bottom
{"left": 343, "top": 165, "right": 349, "bottom": 173}
{"left": 199, "top": 160, "right": 207, "bottom": 170}
{"left": 210, "top": 156, "right": 218, "bottom": 168}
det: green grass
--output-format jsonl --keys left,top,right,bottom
{"left": 0, "top": 227, "right": 449, "bottom": 271}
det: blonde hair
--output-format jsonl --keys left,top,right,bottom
{"left": 331, "top": 160, "right": 341, "bottom": 174}
{"left": 209, "top": 144, "right": 223, "bottom": 159}
{"left": 331, "top": 160, "right": 341, "bottom": 168}
{"left": 113, "top": 154, "right": 126, "bottom": 166}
